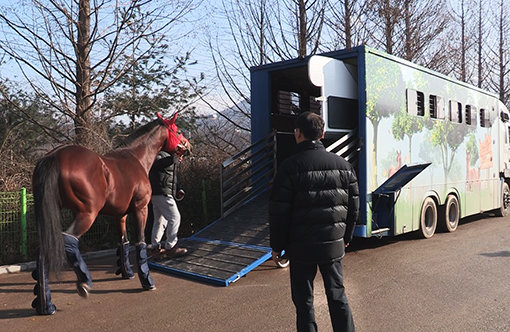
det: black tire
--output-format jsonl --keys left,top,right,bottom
{"left": 441, "top": 195, "right": 459, "bottom": 232}
{"left": 497, "top": 182, "right": 510, "bottom": 217}
{"left": 420, "top": 197, "right": 437, "bottom": 239}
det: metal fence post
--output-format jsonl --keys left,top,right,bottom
{"left": 20, "top": 187, "right": 27, "bottom": 259}
{"left": 201, "top": 179, "right": 208, "bottom": 222}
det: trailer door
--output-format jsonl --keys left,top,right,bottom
{"left": 371, "top": 163, "right": 431, "bottom": 236}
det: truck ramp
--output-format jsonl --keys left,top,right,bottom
{"left": 148, "top": 193, "right": 272, "bottom": 286}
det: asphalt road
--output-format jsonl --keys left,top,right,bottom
{"left": 2, "top": 212, "right": 510, "bottom": 331}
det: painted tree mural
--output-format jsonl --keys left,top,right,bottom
{"left": 366, "top": 54, "right": 403, "bottom": 189}
{"left": 430, "top": 120, "right": 471, "bottom": 181}
{"left": 392, "top": 109, "right": 424, "bottom": 164}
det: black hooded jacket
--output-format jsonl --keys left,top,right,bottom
{"left": 269, "top": 140, "right": 359, "bottom": 263}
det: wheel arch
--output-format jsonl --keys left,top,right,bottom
{"left": 423, "top": 190, "right": 441, "bottom": 208}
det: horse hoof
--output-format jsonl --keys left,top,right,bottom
{"left": 115, "top": 268, "right": 135, "bottom": 279}
{"left": 77, "top": 282, "right": 90, "bottom": 298}
{"left": 32, "top": 298, "right": 56, "bottom": 315}
{"left": 38, "top": 306, "right": 57, "bottom": 315}
{"left": 45, "top": 305, "right": 57, "bottom": 315}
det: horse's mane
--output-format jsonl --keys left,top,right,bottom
{"left": 116, "top": 119, "right": 162, "bottom": 148}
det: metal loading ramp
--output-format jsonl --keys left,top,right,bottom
{"left": 148, "top": 193, "right": 272, "bottom": 286}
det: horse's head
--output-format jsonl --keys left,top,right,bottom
{"left": 156, "top": 112, "right": 192, "bottom": 158}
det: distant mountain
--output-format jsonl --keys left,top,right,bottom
{"left": 198, "top": 100, "right": 251, "bottom": 131}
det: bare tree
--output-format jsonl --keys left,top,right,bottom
{"left": 0, "top": 0, "right": 197, "bottom": 147}
{"left": 488, "top": 0, "right": 510, "bottom": 104}
{"left": 201, "top": 0, "right": 272, "bottom": 135}
{"left": 365, "top": 0, "right": 450, "bottom": 70}
{"left": 449, "top": 0, "right": 470, "bottom": 82}
{"left": 399, "top": 0, "right": 448, "bottom": 63}
{"left": 267, "top": 0, "right": 327, "bottom": 59}
{"left": 448, "top": 0, "right": 486, "bottom": 85}
{"left": 323, "top": 0, "right": 372, "bottom": 50}
{"left": 367, "top": 0, "right": 403, "bottom": 54}
{"left": 475, "top": 0, "right": 489, "bottom": 88}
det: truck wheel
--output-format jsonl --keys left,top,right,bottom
{"left": 441, "top": 195, "right": 459, "bottom": 232}
{"left": 497, "top": 182, "right": 510, "bottom": 217}
{"left": 420, "top": 197, "right": 437, "bottom": 239}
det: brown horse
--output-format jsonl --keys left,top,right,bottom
{"left": 31, "top": 113, "right": 191, "bottom": 315}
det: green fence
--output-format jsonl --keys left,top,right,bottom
{"left": 0, "top": 188, "right": 119, "bottom": 266}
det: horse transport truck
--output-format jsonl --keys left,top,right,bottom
{"left": 250, "top": 45, "right": 510, "bottom": 239}
{"left": 150, "top": 45, "right": 510, "bottom": 287}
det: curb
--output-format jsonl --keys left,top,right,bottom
{"left": 0, "top": 248, "right": 117, "bottom": 275}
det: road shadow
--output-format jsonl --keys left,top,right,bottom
{"left": 346, "top": 232, "right": 417, "bottom": 253}
{"left": 0, "top": 308, "right": 35, "bottom": 319}
{"left": 480, "top": 251, "right": 510, "bottom": 258}
{"left": 346, "top": 211, "right": 504, "bottom": 253}
{"left": 459, "top": 212, "right": 496, "bottom": 226}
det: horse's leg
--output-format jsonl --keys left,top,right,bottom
{"left": 136, "top": 242, "right": 155, "bottom": 290}
{"left": 133, "top": 204, "right": 155, "bottom": 290}
{"left": 64, "top": 212, "right": 96, "bottom": 298}
{"left": 115, "top": 215, "right": 135, "bottom": 279}
{"left": 31, "top": 251, "right": 56, "bottom": 315}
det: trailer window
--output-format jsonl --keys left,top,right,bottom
{"left": 277, "top": 91, "right": 300, "bottom": 114}
{"left": 465, "top": 105, "right": 476, "bottom": 126}
{"left": 276, "top": 91, "right": 321, "bottom": 115}
{"left": 449, "top": 100, "right": 462, "bottom": 123}
{"left": 429, "top": 95, "right": 445, "bottom": 119}
{"left": 327, "top": 96, "right": 358, "bottom": 130}
{"left": 480, "top": 108, "right": 491, "bottom": 127}
{"left": 406, "top": 89, "right": 425, "bottom": 116}
{"left": 501, "top": 111, "right": 510, "bottom": 123}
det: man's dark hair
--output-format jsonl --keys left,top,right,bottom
{"left": 295, "top": 112, "right": 324, "bottom": 140}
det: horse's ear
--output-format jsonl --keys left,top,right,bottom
{"left": 170, "top": 112, "right": 178, "bottom": 124}
{"left": 156, "top": 112, "right": 171, "bottom": 127}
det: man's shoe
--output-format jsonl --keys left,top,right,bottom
{"left": 165, "top": 246, "right": 188, "bottom": 258}
{"left": 149, "top": 246, "right": 165, "bottom": 258}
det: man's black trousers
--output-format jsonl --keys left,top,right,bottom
{"left": 290, "top": 259, "right": 355, "bottom": 332}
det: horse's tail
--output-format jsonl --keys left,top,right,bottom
{"left": 33, "top": 154, "right": 65, "bottom": 274}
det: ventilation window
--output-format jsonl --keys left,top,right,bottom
{"left": 277, "top": 91, "right": 301, "bottom": 115}
{"left": 429, "top": 95, "right": 445, "bottom": 119}
{"left": 449, "top": 100, "right": 462, "bottom": 123}
{"left": 480, "top": 108, "right": 490, "bottom": 127}
{"left": 407, "top": 89, "right": 425, "bottom": 116}
{"left": 465, "top": 105, "right": 476, "bottom": 126}
{"left": 501, "top": 111, "right": 510, "bottom": 122}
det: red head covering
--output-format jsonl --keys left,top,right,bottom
{"left": 156, "top": 112, "right": 191, "bottom": 157}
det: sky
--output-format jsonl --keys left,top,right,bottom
{"left": 0, "top": 0, "right": 501, "bottom": 116}
{"left": 0, "top": 0, "right": 229, "bottom": 114}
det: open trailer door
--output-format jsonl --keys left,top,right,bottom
{"left": 370, "top": 163, "right": 431, "bottom": 236}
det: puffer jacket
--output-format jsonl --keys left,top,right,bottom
{"left": 149, "top": 151, "right": 178, "bottom": 197}
{"left": 269, "top": 140, "right": 359, "bottom": 264}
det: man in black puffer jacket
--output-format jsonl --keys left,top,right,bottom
{"left": 269, "top": 111, "right": 359, "bottom": 332}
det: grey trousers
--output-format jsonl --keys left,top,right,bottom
{"left": 151, "top": 195, "right": 181, "bottom": 249}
